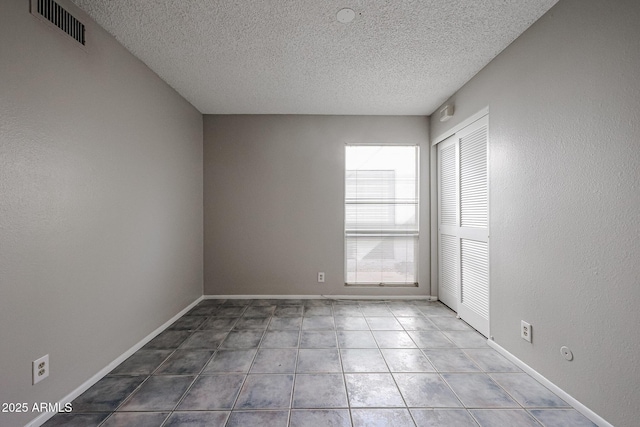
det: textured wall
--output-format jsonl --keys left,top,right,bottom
{"left": 0, "top": 1, "right": 203, "bottom": 426}
{"left": 430, "top": 1, "right": 640, "bottom": 426}
{"left": 204, "top": 115, "right": 430, "bottom": 297}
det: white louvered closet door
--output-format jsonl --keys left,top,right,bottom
{"left": 437, "top": 116, "right": 489, "bottom": 337}
{"left": 437, "top": 135, "right": 459, "bottom": 311}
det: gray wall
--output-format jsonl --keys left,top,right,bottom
{"left": 430, "top": 1, "right": 640, "bottom": 426}
{"left": 204, "top": 115, "right": 430, "bottom": 297}
{"left": 0, "top": 1, "right": 203, "bottom": 425}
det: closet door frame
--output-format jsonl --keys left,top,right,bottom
{"left": 432, "top": 109, "right": 490, "bottom": 338}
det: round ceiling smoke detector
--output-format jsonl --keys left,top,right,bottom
{"left": 337, "top": 8, "right": 355, "bottom": 23}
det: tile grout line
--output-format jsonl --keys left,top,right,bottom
{"left": 96, "top": 325, "right": 196, "bottom": 427}
{"left": 387, "top": 304, "right": 426, "bottom": 427}
{"left": 96, "top": 316, "right": 208, "bottom": 426}
{"left": 333, "top": 301, "right": 355, "bottom": 427}
{"left": 225, "top": 300, "right": 269, "bottom": 424}
{"left": 287, "top": 304, "right": 305, "bottom": 425}
{"left": 163, "top": 323, "right": 224, "bottom": 424}
{"left": 154, "top": 310, "right": 227, "bottom": 426}
{"left": 408, "top": 303, "right": 477, "bottom": 423}
{"left": 421, "top": 314, "right": 500, "bottom": 422}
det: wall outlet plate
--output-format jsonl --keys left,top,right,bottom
{"left": 521, "top": 320, "right": 532, "bottom": 343}
{"left": 33, "top": 354, "right": 49, "bottom": 385}
{"left": 317, "top": 272, "right": 325, "bottom": 283}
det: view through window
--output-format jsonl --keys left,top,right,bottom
{"left": 345, "top": 145, "right": 419, "bottom": 285}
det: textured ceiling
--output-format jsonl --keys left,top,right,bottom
{"left": 71, "top": 0, "right": 558, "bottom": 115}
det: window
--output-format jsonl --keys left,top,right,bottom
{"left": 345, "top": 145, "right": 419, "bottom": 285}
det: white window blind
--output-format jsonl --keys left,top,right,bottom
{"left": 345, "top": 145, "right": 419, "bottom": 285}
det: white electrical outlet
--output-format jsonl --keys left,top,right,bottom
{"left": 317, "top": 272, "right": 325, "bottom": 283}
{"left": 521, "top": 320, "right": 532, "bottom": 343}
{"left": 32, "top": 354, "right": 49, "bottom": 385}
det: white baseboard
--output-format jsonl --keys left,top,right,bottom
{"left": 26, "top": 296, "right": 204, "bottom": 427}
{"left": 204, "top": 294, "right": 434, "bottom": 300}
{"left": 487, "top": 340, "right": 612, "bottom": 427}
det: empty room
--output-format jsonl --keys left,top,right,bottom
{"left": 1, "top": 0, "right": 638, "bottom": 426}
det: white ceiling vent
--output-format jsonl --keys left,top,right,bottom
{"left": 31, "top": 0, "right": 86, "bottom": 48}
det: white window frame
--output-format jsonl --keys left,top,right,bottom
{"left": 344, "top": 143, "right": 420, "bottom": 287}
